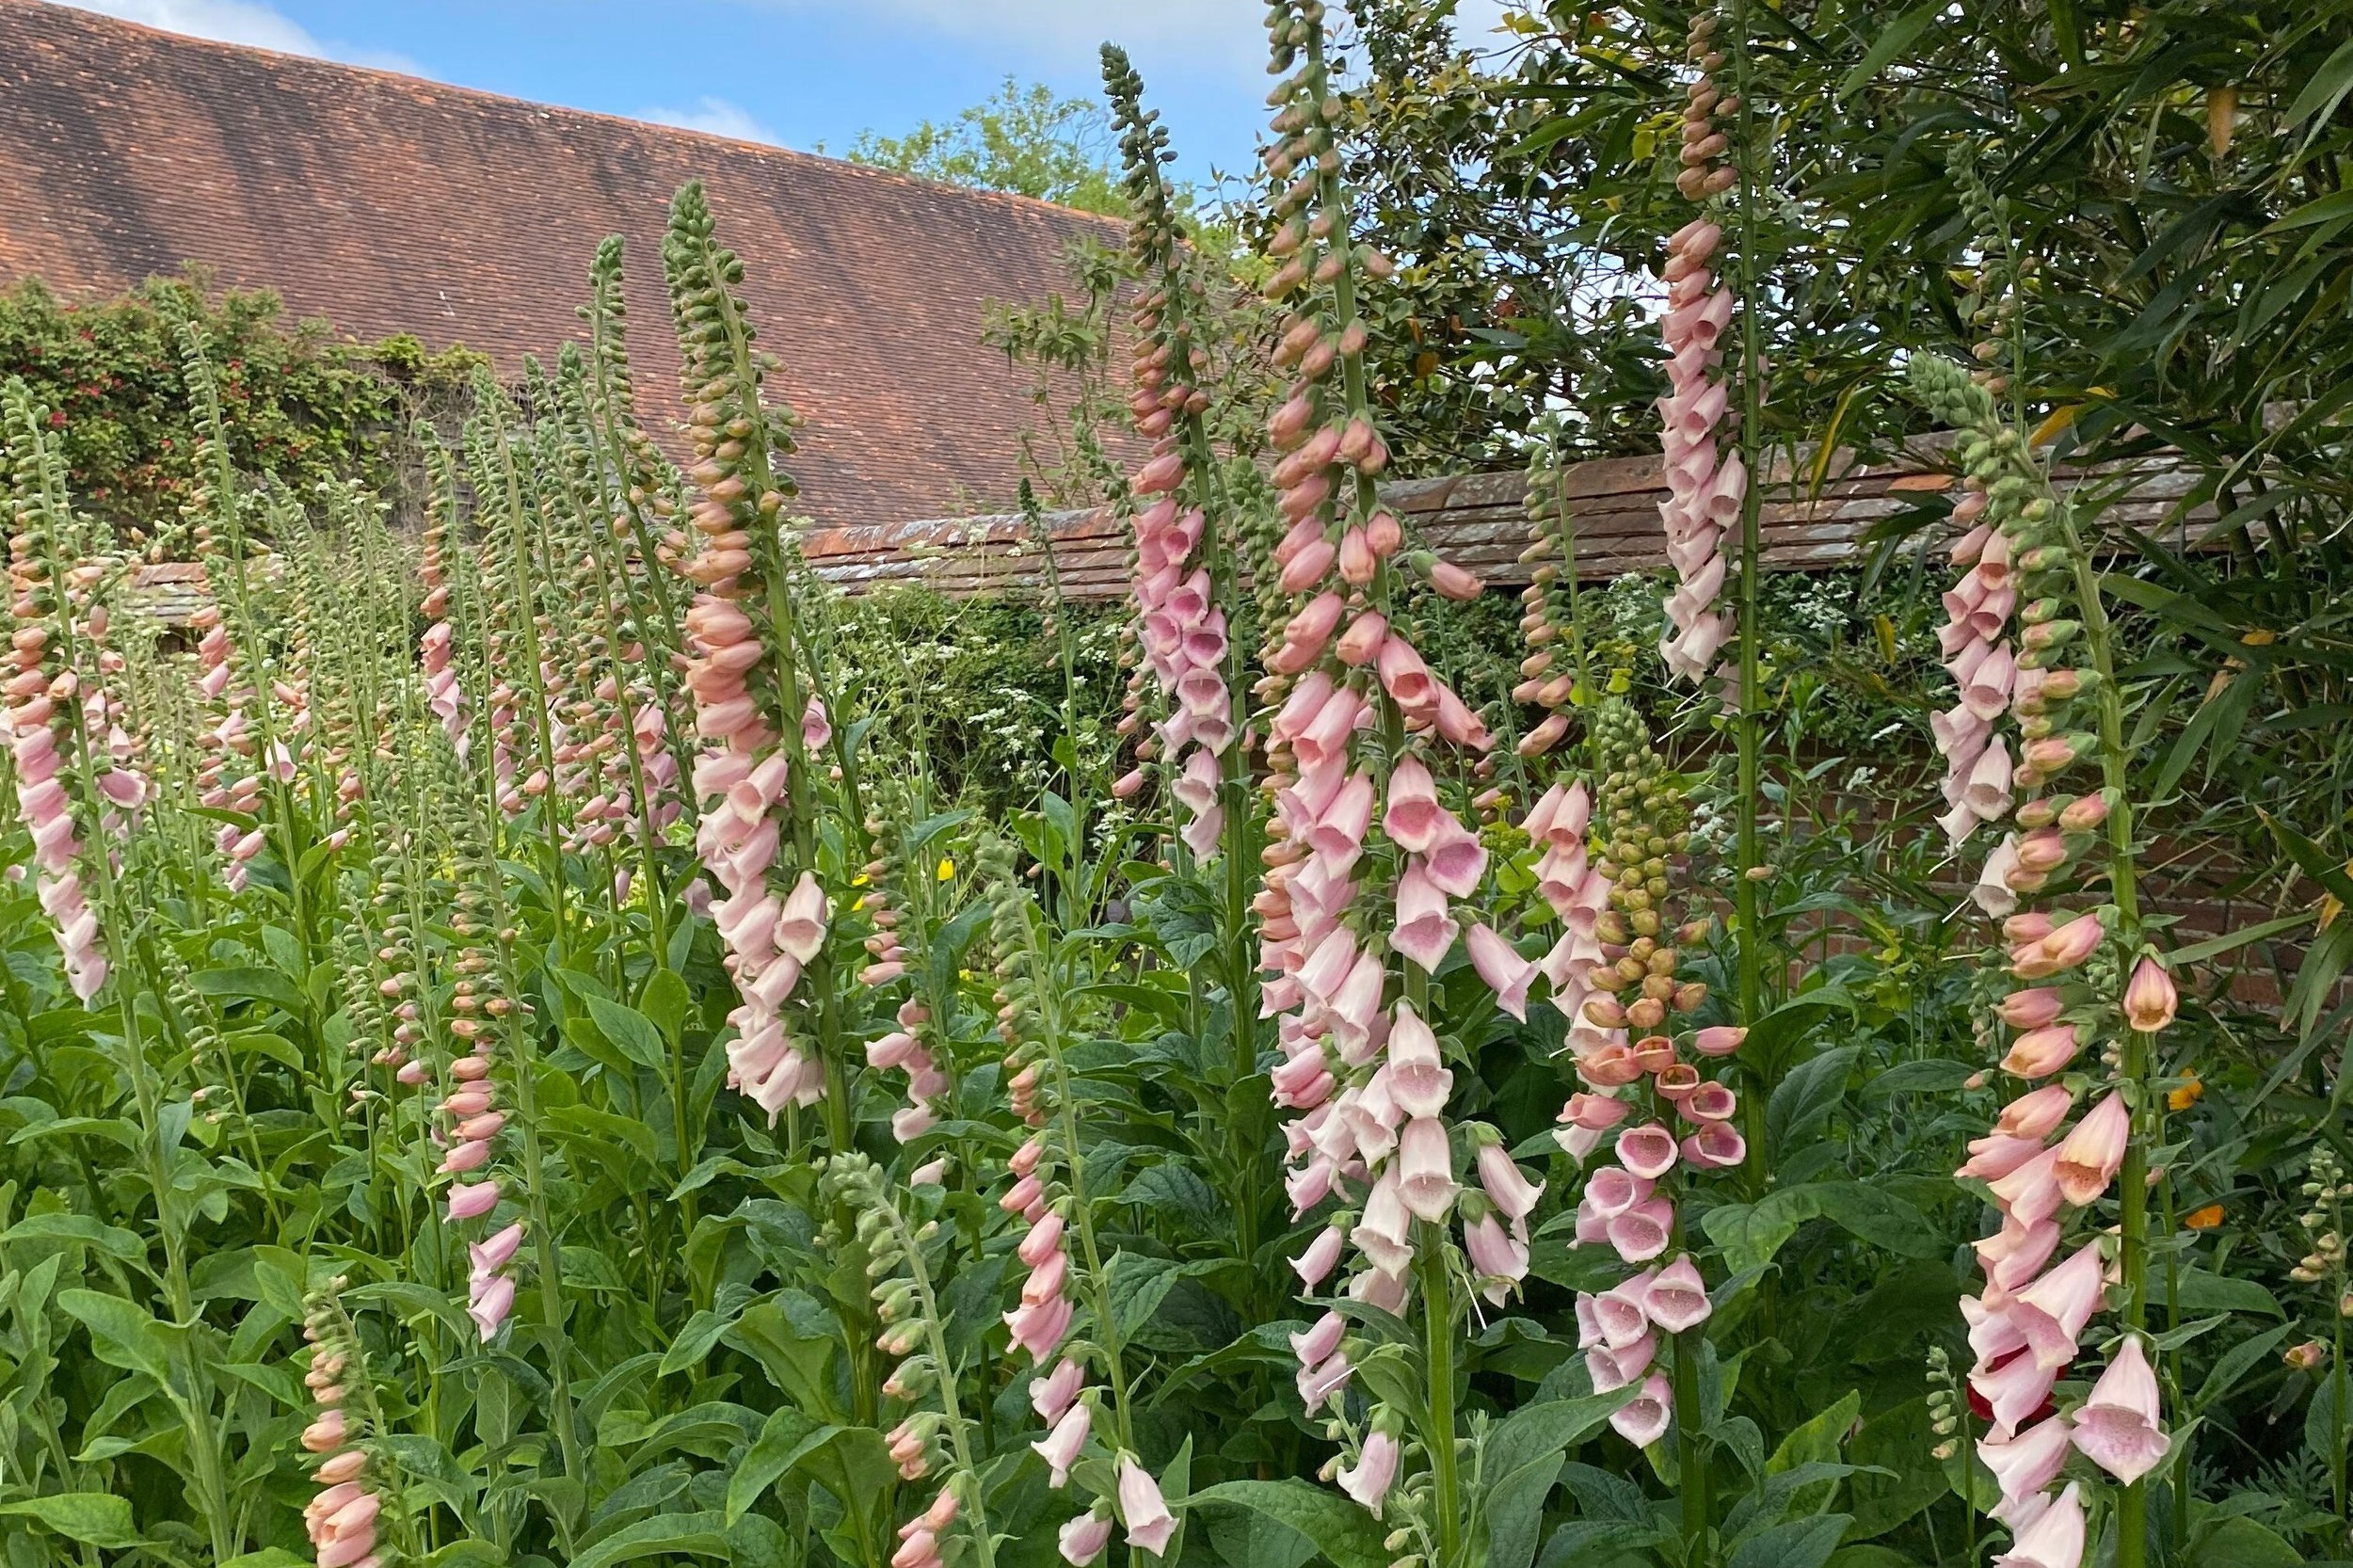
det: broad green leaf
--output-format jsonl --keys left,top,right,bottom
{"left": 584, "top": 995, "right": 670, "bottom": 1072}
{"left": 191, "top": 966, "right": 309, "bottom": 1016}
{"left": 58, "top": 1288, "right": 173, "bottom": 1382}
{"left": 660, "top": 1305, "right": 742, "bottom": 1376}
{"left": 725, "top": 1407, "right": 827, "bottom": 1524}
{"left": 2, "top": 1211, "right": 146, "bottom": 1261}
{"left": 1728, "top": 1514, "right": 1850, "bottom": 1568}
{"left": 1808, "top": 1184, "right": 1942, "bottom": 1259}
{"left": 1189, "top": 1479, "right": 1388, "bottom": 1568}
{"left": 568, "top": 1511, "right": 730, "bottom": 1568}
{"left": 2173, "top": 1268, "right": 2282, "bottom": 1320}
{"left": 1767, "top": 1047, "right": 1860, "bottom": 1156}
{"left": 1481, "top": 1389, "right": 1635, "bottom": 1568}
{"left": 0, "top": 1493, "right": 141, "bottom": 1548}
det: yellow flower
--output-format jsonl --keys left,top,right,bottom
{"left": 2168, "top": 1069, "right": 2203, "bottom": 1112}
{"left": 850, "top": 871, "right": 870, "bottom": 888}
{"left": 937, "top": 856, "right": 955, "bottom": 882}
{"left": 2184, "top": 1204, "right": 2226, "bottom": 1231}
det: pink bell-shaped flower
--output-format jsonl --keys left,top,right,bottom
{"left": 2069, "top": 1334, "right": 2169, "bottom": 1485}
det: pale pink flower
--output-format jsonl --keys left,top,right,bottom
{"left": 1642, "top": 1255, "right": 1711, "bottom": 1333}
{"left": 1992, "top": 1480, "right": 2084, "bottom": 1568}
{"left": 2010, "top": 1242, "right": 2108, "bottom": 1368}
{"left": 1390, "top": 861, "right": 1460, "bottom": 971}
{"left": 2070, "top": 1334, "right": 2169, "bottom": 1484}
{"left": 1607, "top": 1198, "right": 1673, "bottom": 1264}
{"left": 1465, "top": 924, "right": 1534, "bottom": 1020}
{"left": 1616, "top": 1124, "right": 1679, "bottom": 1180}
{"left": 1476, "top": 1142, "right": 1545, "bottom": 1221}
{"left": 1337, "top": 1429, "right": 1400, "bottom": 1511}
{"left": 1396, "top": 1116, "right": 1459, "bottom": 1222}
{"left": 1115, "top": 1457, "right": 1176, "bottom": 1557}
{"left": 1609, "top": 1374, "right": 1673, "bottom": 1447}
{"left": 1980, "top": 1412, "right": 2073, "bottom": 1521}
{"left": 2122, "top": 955, "right": 2177, "bottom": 1032}
{"left": 1058, "top": 1510, "right": 1115, "bottom": 1565}
{"left": 2051, "top": 1093, "right": 2130, "bottom": 1207}
{"left": 1032, "top": 1400, "right": 1091, "bottom": 1487}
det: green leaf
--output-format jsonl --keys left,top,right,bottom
{"left": 660, "top": 1305, "right": 743, "bottom": 1376}
{"left": 2286, "top": 39, "right": 2353, "bottom": 130}
{"left": 568, "top": 1511, "right": 731, "bottom": 1568}
{"left": 725, "top": 1407, "right": 825, "bottom": 1523}
{"left": 1189, "top": 1479, "right": 1388, "bottom": 1568}
{"left": 0, "top": 1493, "right": 141, "bottom": 1548}
{"left": 2, "top": 1211, "right": 146, "bottom": 1261}
{"left": 1837, "top": 4, "right": 1939, "bottom": 96}
{"left": 1481, "top": 1390, "right": 1635, "bottom": 1568}
{"left": 191, "top": 966, "right": 308, "bottom": 1016}
{"left": 2174, "top": 1268, "right": 2282, "bottom": 1319}
{"left": 1862, "top": 1059, "right": 1977, "bottom": 1096}
{"left": 2194, "top": 1323, "right": 2292, "bottom": 1412}
{"left": 584, "top": 995, "right": 670, "bottom": 1072}
{"left": 1728, "top": 1514, "right": 1850, "bottom": 1568}
{"left": 1766, "top": 1047, "right": 1860, "bottom": 1156}
{"left": 2189, "top": 1517, "right": 2305, "bottom": 1567}
{"left": 1107, "top": 1251, "right": 1184, "bottom": 1340}
{"left": 2308, "top": 1368, "right": 2351, "bottom": 1465}
{"left": 220, "top": 1551, "right": 312, "bottom": 1568}
{"left": 58, "top": 1288, "right": 173, "bottom": 1382}
{"left": 1808, "top": 1184, "right": 1942, "bottom": 1259}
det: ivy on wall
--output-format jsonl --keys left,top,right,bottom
{"left": 0, "top": 266, "right": 484, "bottom": 537}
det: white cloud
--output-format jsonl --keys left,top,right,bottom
{"left": 633, "top": 96, "right": 784, "bottom": 146}
{"left": 45, "top": 0, "right": 422, "bottom": 73}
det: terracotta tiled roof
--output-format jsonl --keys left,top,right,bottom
{"left": 798, "top": 439, "right": 2212, "bottom": 600}
{"left": 0, "top": 0, "right": 1126, "bottom": 528}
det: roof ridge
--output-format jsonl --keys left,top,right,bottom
{"left": 18, "top": 0, "right": 1131, "bottom": 229}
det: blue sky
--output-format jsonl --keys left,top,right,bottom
{"left": 56, "top": 1, "right": 1516, "bottom": 197}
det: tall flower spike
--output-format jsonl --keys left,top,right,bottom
{"left": 823, "top": 1153, "right": 1000, "bottom": 1568}
{"left": 2, "top": 379, "right": 119, "bottom": 1000}
{"left": 299, "top": 1281, "right": 412, "bottom": 1568}
{"left": 664, "top": 181, "right": 845, "bottom": 1126}
{"left": 1104, "top": 43, "right": 1243, "bottom": 877}
{"left": 1252, "top": 7, "right": 1523, "bottom": 1557}
{"left": 1909, "top": 337, "right": 2171, "bottom": 1556}
{"left": 1654, "top": 7, "right": 1743, "bottom": 691}
{"left": 980, "top": 836, "right": 1164, "bottom": 1554}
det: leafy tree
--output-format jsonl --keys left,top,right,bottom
{"left": 848, "top": 77, "right": 1130, "bottom": 216}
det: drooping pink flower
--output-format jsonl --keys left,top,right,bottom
{"left": 1476, "top": 1142, "right": 1545, "bottom": 1221}
{"left": 1979, "top": 1412, "right": 2073, "bottom": 1521}
{"left": 1609, "top": 1374, "right": 1674, "bottom": 1448}
{"left": 1992, "top": 1480, "right": 2084, "bottom": 1568}
{"left": 1058, "top": 1510, "right": 1115, "bottom": 1566}
{"left": 2069, "top": 1334, "right": 2169, "bottom": 1484}
{"left": 1606, "top": 1198, "right": 1674, "bottom": 1264}
{"left": 1642, "top": 1255, "right": 1712, "bottom": 1334}
{"left": 2050, "top": 1093, "right": 2130, "bottom": 1207}
{"left": 2122, "top": 955, "right": 2177, "bottom": 1032}
{"left": 1390, "top": 861, "right": 1460, "bottom": 971}
{"left": 2009, "top": 1242, "right": 2108, "bottom": 1368}
{"left": 1465, "top": 923, "right": 1534, "bottom": 1020}
{"left": 1291, "top": 1224, "right": 1345, "bottom": 1289}
{"left": 1972, "top": 1348, "right": 2062, "bottom": 1441}
{"left": 1395, "top": 1116, "right": 1459, "bottom": 1222}
{"left": 1033, "top": 1399, "right": 1092, "bottom": 1487}
{"left": 1115, "top": 1457, "right": 1176, "bottom": 1557}
{"left": 1337, "top": 1429, "right": 1400, "bottom": 1511}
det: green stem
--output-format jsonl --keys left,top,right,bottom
{"left": 1416, "top": 1235, "right": 1464, "bottom": 1563}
